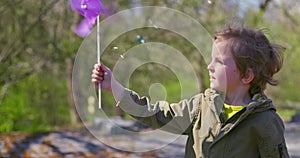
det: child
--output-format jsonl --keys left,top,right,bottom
{"left": 91, "top": 27, "right": 290, "bottom": 158}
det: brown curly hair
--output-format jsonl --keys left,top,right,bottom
{"left": 214, "top": 27, "right": 285, "bottom": 96}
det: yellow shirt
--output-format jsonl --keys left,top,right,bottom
{"left": 224, "top": 104, "right": 247, "bottom": 120}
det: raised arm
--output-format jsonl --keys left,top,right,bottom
{"left": 118, "top": 89, "right": 202, "bottom": 134}
{"left": 91, "top": 62, "right": 202, "bottom": 134}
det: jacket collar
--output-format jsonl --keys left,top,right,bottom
{"left": 205, "top": 89, "right": 226, "bottom": 123}
{"left": 204, "top": 89, "right": 276, "bottom": 122}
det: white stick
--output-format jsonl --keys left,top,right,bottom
{"left": 97, "top": 15, "right": 101, "bottom": 109}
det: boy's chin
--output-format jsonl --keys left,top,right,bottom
{"left": 209, "top": 85, "right": 225, "bottom": 93}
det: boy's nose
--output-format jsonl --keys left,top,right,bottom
{"left": 207, "top": 62, "right": 213, "bottom": 72}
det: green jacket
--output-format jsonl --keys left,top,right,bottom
{"left": 117, "top": 88, "right": 289, "bottom": 158}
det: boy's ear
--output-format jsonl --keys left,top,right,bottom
{"left": 241, "top": 68, "right": 254, "bottom": 84}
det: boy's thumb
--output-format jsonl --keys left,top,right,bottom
{"left": 100, "top": 63, "right": 110, "bottom": 72}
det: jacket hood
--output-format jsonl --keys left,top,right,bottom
{"left": 246, "top": 93, "right": 276, "bottom": 113}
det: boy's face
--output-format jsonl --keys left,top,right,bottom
{"left": 207, "top": 40, "right": 243, "bottom": 94}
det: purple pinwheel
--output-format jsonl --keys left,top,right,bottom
{"left": 71, "top": 0, "right": 106, "bottom": 37}
{"left": 70, "top": 0, "right": 106, "bottom": 109}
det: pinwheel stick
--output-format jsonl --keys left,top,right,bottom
{"left": 97, "top": 16, "right": 101, "bottom": 109}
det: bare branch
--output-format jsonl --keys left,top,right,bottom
{"left": 260, "top": 0, "right": 272, "bottom": 12}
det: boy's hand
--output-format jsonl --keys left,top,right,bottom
{"left": 91, "top": 63, "right": 112, "bottom": 92}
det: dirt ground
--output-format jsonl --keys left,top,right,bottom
{"left": 0, "top": 122, "right": 299, "bottom": 158}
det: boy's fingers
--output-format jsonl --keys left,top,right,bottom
{"left": 93, "top": 67, "right": 105, "bottom": 76}
{"left": 91, "top": 78, "right": 98, "bottom": 83}
{"left": 92, "top": 69, "right": 100, "bottom": 75}
{"left": 93, "top": 63, "right": 109, "bottom": 73}
{"left": 92, "top": 62, "right": 110, "bottom": 81}
{"left": 91, "top": 73, "right": 98, "bottom": 78}
{"left": 91, "top": 76, "right": 104, "bottom": 85}
{"left": 92, "top": 76, "right": 103, "bottom": 81}
{"left": 94, "top": 63, "right": 103, "bottom": 72}
{"left": 91, "top": 73, "right": 104, "bottom": 80}
{"left": 94, "top": 63, "right": 99, "bottom": 69}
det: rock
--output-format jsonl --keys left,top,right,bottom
{"left": 92, "top": 117, "right": 149, "bottom": 136}
{"left": 291, "top": 111, "right": 300, "bottom": 123}
{"left": 23, "top": 143, "right": 59, "bottom": 158}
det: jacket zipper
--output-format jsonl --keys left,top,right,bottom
{"left": 206, "top": 107, "right": 248, "bottom": 157}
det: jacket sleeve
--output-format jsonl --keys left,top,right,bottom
{"left": 116, "top": 88, "right": 202, "bottom": 134}
{"left": 257, "top": 111, "right": 290, "bottom": 158}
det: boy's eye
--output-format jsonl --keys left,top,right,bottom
{"left": 216, "top": 58, "right": 224, "bottom": 64}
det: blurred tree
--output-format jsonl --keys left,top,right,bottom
{"left": 0, "top": 0, "right": 78, "bottom": 101}
{"left": 1, "top": 0, "right": 299, "bottom": 132}
{"left": 0, "top": 0, "right": 82, "bottom": 131}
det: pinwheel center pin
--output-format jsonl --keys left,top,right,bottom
{"left": 81, "top": 4, "right": 87, "bottom": 10}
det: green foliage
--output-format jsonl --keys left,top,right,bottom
{"left": 276, "top": 32, "right": 300, "bottom": 103}
{"left": 1, "top": 0, "right": 300, "bottom": 133}
{"left": 0, "top": 72, "right": 70, "bottom": 133}
{"left": 0, "top": 0, "right": 80, "bottom": 132}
